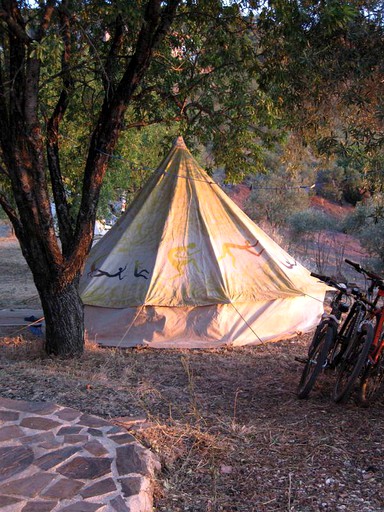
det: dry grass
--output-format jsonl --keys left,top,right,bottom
{"left": 0, "top": 333, "right": 383, "bottom": 511}
{"left": 1, "top": 236, "right": 384, "bottom": 511}
{"left": 0, "top": 237, "right": 41, "bottom": 309}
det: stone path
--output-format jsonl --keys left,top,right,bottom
{"left": 0, "top": 397, "right": 159, "bottom": 512}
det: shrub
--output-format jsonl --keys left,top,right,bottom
{"left": 359, "top": 222, "right": 384, "bottom": 264}
{"left": 244, "top": 172, "right": 310, "bottom": 231}
{"left": 288, "top": 208, "right": 338, "bottom": 238}
{"left": 343, "top": 194, "right": 384, "bottom": 265}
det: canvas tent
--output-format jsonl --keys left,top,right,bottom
{"left": 80, "top": 136, "right": 327, "bottom": 348}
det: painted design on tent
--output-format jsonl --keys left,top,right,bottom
{"left": 88, "top": 263, "right": 127, "bottom": 280}
{"left": 218, "top": 239, "right": 264, "bottom": 267}
{"left": 134, "top": 260, "right": 150, "bottom": 279}
{"left": 80, "top": 136, "right": 329, "bottom": 347}
{"left": 167, "top": 243, "right": 201, "bottom": 277}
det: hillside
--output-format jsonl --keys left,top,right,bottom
{"left": 227, "top": 184, "right": 368, "bottom": 282}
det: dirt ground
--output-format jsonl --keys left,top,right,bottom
{"left": 0, "top": 237, "right": 383, "bottom": 512}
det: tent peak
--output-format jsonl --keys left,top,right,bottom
{"left": 173, "top": 136, "right": 187, "bottom": 149}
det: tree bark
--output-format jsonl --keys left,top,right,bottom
{"left": 38, "top": 279, "right": 84, "bottom": 357}
{"left": 0, "top": 0, "right": 181, "bottom": 358}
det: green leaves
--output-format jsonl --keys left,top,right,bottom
{"left": 2, "top": 0, "right": 383, "bottom": 222}
{"left": 319, "top": 1, "right": 357, "bottom": 32}
{"left": 258, "top": 1, "right": 384, "bottom": 195}
{"left": 30, "top": 34, "right": 64, "bottom": 63}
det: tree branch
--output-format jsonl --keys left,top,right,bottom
{"left": 103, "top": 14, "right": 125, "bottom": 97}
{"left": 116, "top": 0, "right": 181, "bottom": 104}
{"left": 0, "top": 47, "right": 9, "bottom": 152}
{"left": 0, "top": 190, "right": 23, "bottom": 238}
{"left": 6, "top": 1, "right": 28, "bottom": 128}
{"left": 124, "top": 114, "right": 183, "bottom": 130}
{"left": 68, "top": 0, "right": 181, "bottom": 276}
{"left": 0, "top": 1, "right": 29, "bottom": 43}
{"left": 24, "top": 0, "right": 56, "bottom": 126}
{"left": 1, "top": 3, "right": 63, "bottom": 270}
{"left": 46, "top": 2, "right": 74, "bottom": 253}
{"left": 35, "top": 0, "right": 56, "bottom": 41}
{"left": 40, "top": 62, "right": 87, "bottom": 89}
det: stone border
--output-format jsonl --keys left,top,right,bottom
{"left": 0, "top": 397, "right": 160, "bottom": 512}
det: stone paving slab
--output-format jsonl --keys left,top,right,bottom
{"left": 0, "top": 398, "right": 160, "bottom": 512}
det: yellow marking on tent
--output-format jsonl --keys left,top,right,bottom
{"left": 167, "top": 243, "right": 201, "bottom": 277}
{"left": 218, "top": 239, "right": 265, "bottom": 267}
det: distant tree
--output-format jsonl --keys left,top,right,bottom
{"left": 244, "top": 142, "right": 313, "bottom": 231}
{"left": 257, "top": 0, "right": 384, "bottom": 190}
{"left": 288, "top": 208, "right": 337, "bottom": 238}
{"left": 343, "top": 193, "right": 384, "bottom": 265}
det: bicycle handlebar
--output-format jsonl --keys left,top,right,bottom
{"left": 345, "top": 259, "right": 384, "bottom": 285}
{"left": 310, "top": 272, "right": 345, "bottom": 291}
{"left": 311, "top": 270, "right": 379, "bottom": 310}
{"left": 345, "top": 259, "right": 362, "bottom": 273}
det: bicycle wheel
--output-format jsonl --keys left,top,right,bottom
{"left": 333, "top": 324, "right": 374, "bottom": 404}
{"left": 297, "top": 322, "right": 336, "bottom": 399}
{"left": 358, "top": 328, "right": 384, "bottom": 407}
{"left": 330, "top": 306, "right": 364, "bottom": 368}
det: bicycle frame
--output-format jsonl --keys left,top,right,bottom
{"left": 366, "top": 287, "right": 384, "bottom": 366}
{"left": 344, "top": 259, "right": 384, "bottom": 366}
{"left": 337, "top": 300, "right": 364, "bottom": 341}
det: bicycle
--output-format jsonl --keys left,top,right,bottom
{"left": 297, "top": 272, "right": 362, "bottom": 399}
{"left": 339, "top": 260, "right": 384, "bottom": 407}
{"left": 333, "top": 259, "right": 384, "bottom": 404}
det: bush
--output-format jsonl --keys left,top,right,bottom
{"left": 343, "top": 194, "right": 384, "bottom": 264}
{"left": 316, "top": 163, "right": 365, "bottom": 206}
{"left": 316, "top": 167, "right": 345, "bottom": 204}
{"left": 245, "top": 172, "right": 310, "bottom": 231}
{"left": 288, "top": 208, "right": 338, "bottom": 238}
{"left": 359, "top": 222, "right": 384, "bottom": 264}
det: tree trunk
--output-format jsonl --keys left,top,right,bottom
{"left": 0, "top": 0, "right": 182, "bottom": 359}
{"left": 38, "top": 280, "right": 84, "bottom": 357}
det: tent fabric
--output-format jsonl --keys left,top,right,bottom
{"left": 80, "top": 136, "right": 327, "bottom": 348}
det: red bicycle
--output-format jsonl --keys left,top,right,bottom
{"left": 333, "top": 259, "right": 384, "bottom": 406}
{"left": 357, "top": 280, "right": 384, "bottom": 406}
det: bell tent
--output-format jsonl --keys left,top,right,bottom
{"left": 80, "top": 137, "right": 327, "bottom": 348}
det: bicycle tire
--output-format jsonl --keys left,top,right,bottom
{"left": 358, "top": 327, "right": 384, "bottom": 407}
{"left": 330, "top": 305, "right": 364, "bottom": 368}
{"left": 333, "top": 324, "right": 374, "bottom": 404}
{"left": 297, "top": 323, "right": 336, "bottom": 399}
